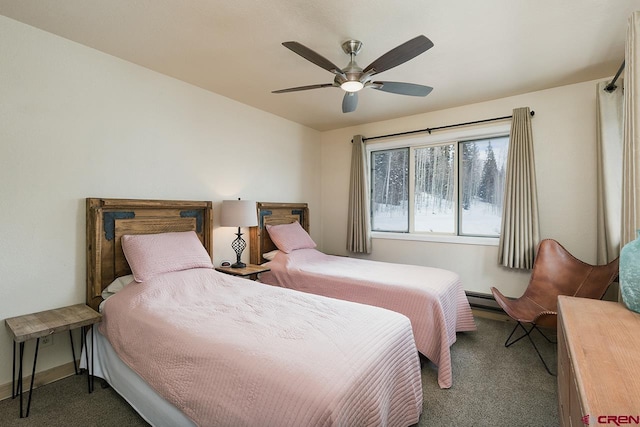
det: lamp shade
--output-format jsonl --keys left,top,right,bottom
{"left": 220, "top": 199, "right": 258, "bottom": 227}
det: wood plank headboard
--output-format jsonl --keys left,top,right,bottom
{"left": 249, "top": 202, "right": 309, "bottom": 265}
{"left": 86, "top": 198, "right": 213, "bottom": 311}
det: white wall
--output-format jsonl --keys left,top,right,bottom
{"left": 319, "top": 80, "right": 602, "bottom": 298}
{"left": 0, "top": 16, "right": 321, "bottom": 386}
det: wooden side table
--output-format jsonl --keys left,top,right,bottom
{"left": 5, "top": 304, "right": 102, "bottom": 418}
{"left": 215, "top": 264, "right": 271, "bottom": 281}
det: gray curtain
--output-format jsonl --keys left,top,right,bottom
{"left": 596, "top": 80, "right": 624, "bottom": 264}
{"left": 498, "top": 107, "right": 540, "bottom": 269}
{"left": 622, "top": 11, "right": 640, "bottom": 247}
{"left": 347, "top": 135, "right": 372, "bottom": 253}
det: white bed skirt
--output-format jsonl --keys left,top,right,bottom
{"left": 80, "top": 327, "right": 195, "bottom": 427}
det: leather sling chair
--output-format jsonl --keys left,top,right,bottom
{"left": 491, "top": 239, "right": 619, "bottom": 375}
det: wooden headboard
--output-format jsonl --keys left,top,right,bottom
{"left": 86, "top": 198, "right": 213, "bottom": 311}
{"left": 249, "top": 202, "right": 309, "bottom": 265}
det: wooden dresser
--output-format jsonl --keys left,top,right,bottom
{"left": 558, "top": 296, "right": 640, "bottom": 426}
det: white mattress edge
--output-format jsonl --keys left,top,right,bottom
{"left": 81, "top": 327, "right": 195, "bottom": 427}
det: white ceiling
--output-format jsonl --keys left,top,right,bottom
{"left": 0, "top": 0, "right": 637, "bottom": 131}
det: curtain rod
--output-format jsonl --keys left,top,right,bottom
{"left": 358, "top": 110, "right": 535, "bottom": 143}
{"left": 604, "top": 60, "right": 625, "bottom": 93}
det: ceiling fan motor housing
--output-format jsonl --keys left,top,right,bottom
{"left": 338, "top": 40, "right": 366, "bottom": 88}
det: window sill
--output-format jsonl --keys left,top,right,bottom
{"left": 371, "top": 231, "right": 500, "bottom": 246}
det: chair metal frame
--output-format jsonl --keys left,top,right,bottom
{"left": 504, "top": 321, "right": 557, "bottom": 375}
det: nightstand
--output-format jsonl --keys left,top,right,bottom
{"left": 215, "top": 264, "right": 271, "bottom": 281}
{"left": 5, "top": 304, "right": 102, "bottom": 418}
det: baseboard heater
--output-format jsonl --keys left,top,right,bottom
{"left": 465, "top": 291, "right": 503, "bottom": 312}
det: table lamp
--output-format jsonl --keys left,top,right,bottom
{"left": 220, "top": 198, "right": 258, "bottom": 268}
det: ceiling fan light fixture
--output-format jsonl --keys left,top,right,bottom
{"left": 341, "top": 81, "right": 364, "bottom": 92}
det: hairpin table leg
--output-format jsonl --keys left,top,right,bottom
{"left": 24, "top": 338, "right": 40, "bottom": 417}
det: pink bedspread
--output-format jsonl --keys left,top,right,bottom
{"left": 260, "top": 249, "right": 477, "bottom": 389}
{"left": 100, "top": 268, "right": 423, "bottom": 427}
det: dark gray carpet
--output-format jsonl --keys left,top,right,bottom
{"left": 419, "top": 315, "right": 558, "bottom": 427}
{"left": 0, "top": 374, "right": 148, "bottom": 426}
{"left": 0, "top": 315, "right": 557, "bottom": 426}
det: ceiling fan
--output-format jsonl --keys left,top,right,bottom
{"left": 272, "top": 35, "right": 434, "bottom": 113}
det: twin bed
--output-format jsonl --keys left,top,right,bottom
{"left": 85, "top": 198, "right": 476, "bottom": 426}
{"left": 249, "top": 202, "right": 476, "bottom": 389}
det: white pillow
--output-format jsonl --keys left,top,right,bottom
{"left": 262, "top": 250, "right": 281, "bottom": 261}
{"left": 101, "top": 274, "right": 135, "bottom": 300}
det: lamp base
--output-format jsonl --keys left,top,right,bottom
{"left": 231, "top": 228, "right": 247, "bottom": 269}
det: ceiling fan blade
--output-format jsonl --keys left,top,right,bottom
{"left": 272, "top": 83, "right": 336, "bottom": 94}
{"left": 282, "top": 42, "right": 345, "bottom": 76}
{"left": 342, "top": 92, "right": 358, "bottom": 113}
{"left": 363, "top": 35, "right": 434, "bottom": 75}
{"left": 371, "top": 81, "right": 433, "bottom": 97}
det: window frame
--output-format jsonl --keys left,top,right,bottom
{"left": 366, "top": 123, "right": 511, "bottom": 246}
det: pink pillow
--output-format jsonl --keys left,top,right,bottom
{"left": 266, "top": 221, "right": 316, "bottom": 254}
{"left": 121, "top": 231, "right": 213, "bottom": 282}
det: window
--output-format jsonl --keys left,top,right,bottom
{"left": 371, "top": 148, "right": 409, "bottom": 232}
{"left": 369, "top": 127, "right": 509, "bottom": 240}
